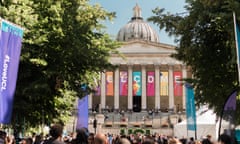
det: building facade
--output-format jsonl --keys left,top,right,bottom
{"left": 88, "top": 4, "right": 192, "bottom": 113}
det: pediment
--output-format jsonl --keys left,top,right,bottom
{"left": 117, "top": 40, "right": 176, "bottom": 54}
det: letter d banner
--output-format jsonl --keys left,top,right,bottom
{"left": 0, "top": 20, "right": 24, "bottom": 124}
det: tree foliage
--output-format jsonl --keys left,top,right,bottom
{"left": 148, "top": 0, "right": 240, "bottom": 117}
{"left": 0, "top": 0, "right": 119, "bottom": 130}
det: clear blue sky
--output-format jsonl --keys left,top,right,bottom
{"left": 90, "top": 0, "right": 186, "bottom": 46}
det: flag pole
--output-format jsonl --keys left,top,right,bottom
{"left": 233, "top": 12, "right": 240, "bottom": 83}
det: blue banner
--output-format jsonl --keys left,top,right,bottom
{"left": 0, "top": 20, "right": 24, "bottom": 124}
{"left": 185, "top": 84, "right": 196, "bottom": 131}
{"left": 76, "top": 96, "right": 89, "bottom": 129}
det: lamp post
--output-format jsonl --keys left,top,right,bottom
{"left": 93, "top": 111, "right": 97, "bottom": 134}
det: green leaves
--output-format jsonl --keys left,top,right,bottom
{"left": 149, "top": 0, "right": 240, "bottom": 117}
{"left": 0, "top": 0, "right": 119, "bottom": 129}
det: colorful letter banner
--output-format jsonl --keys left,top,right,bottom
{"left": 119, "top": 71, "right": 128, "bottom": 96}
{"left": 173, "top": 71, "right": 182, "bottom": 96}
{"left": 133, "top": 72, "right": 141, "bottom": 96}
{"left": 160, "top": 72, "right": 168, "bottom": 96}
{"left": 106, "top": 71, "right": 113, "bottom": 96}
{"left": 147, "top": 71, "right": 155, "bottom": 96}
{"left": 0, "top": 20, "right": 24, "bottom": 124}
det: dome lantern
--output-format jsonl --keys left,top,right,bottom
{"left": 117, "top": 4, "right": 159, "bottom": 43}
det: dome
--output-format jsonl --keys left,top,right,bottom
{"left": 117, "top": 4, "right": 159, "bottom": 43}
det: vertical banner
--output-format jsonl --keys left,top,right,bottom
{"left": 0, "top": 20, "right": 24, "bottom": 124}
{"left": 132, "top": 71, "right": 141, "bottom": 96}
{"left": 173, "top": 71, "right": 183, "bottom": 96}
{"left": 147, "top": 71, "right": 155, "bottom": 96}
{"left": 185, "top": 84, "right": 196, "bottom": 131}
{"left": 219, "top": 90, "right": 237, "bottom": 137}
{"left": 106, "top": 71, "right": 113, "bottom": 96}
{"left": 94, "top": 86, "right": 101, "bottom": 96}
{"left": 160, "top": 72, "right": 168, "bottom": 96}
{"left": 119, "top": 71, "right": 128, "bottom": 96}
{"left": 77, "top": 96, "right": 89, "bottom": 129}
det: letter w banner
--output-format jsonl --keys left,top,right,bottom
{"left": 233, "top": 12, "right": 240, "bottom": 83}
{"left": 76, "top": 95, "right": 89, "bottom": 129}
{"left": 185, "top": 84, "right": 196, "bottom": 131}
{"left": 0, "top": 19, "right": 24, "bottom": 124}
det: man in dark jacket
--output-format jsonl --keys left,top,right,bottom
{"left": 202, "top": 135, "right": 213, "bottom": 144}
{"left": 44, "top": 124, "right": 65, "bottom": 144}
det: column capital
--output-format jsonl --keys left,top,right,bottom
{"left": 141, "top": 65, "right": 146, "bottom": 69}
{"left": 154, "top": 64, "right": 160, "bottom": 69}
{"left": 181, "top": 64, "right": 187, "bottom": 70}
{"left": 154, "top": 63, "right": 160, "bottom": 67}
{"left": 127, "top": 64, "right": 133, "bottom": 68}
{"left": 168, "top": 64, "right": 174, "bottom": 69}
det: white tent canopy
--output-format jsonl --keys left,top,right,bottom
{"left": 174, "top": 107, "right": 228, "bottom": 141}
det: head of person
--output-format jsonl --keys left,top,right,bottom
{"left": 94, "top": 133, "right": 108, "bottom": 144}
{"left": 88, "top": 133, "right": 95, "bottom": 144}
{"left": 142, "top": 138, "right": 155, "bottom": 144}
{"left": 49, "top": 124, "right": 63, "bottom": 139}
{"left": 75, "top": 127, "right": 89, "bottom": 144}
{"left": 218, "top": 134, "right": 232, "bottom": 144}
{"left": 117, "top": 138, "right": 131, "bottom": 144}
{"left": 0, "top": 130, "right": 6, "bottom": 139}
{"left": 20, "top": 137, "right": 32, "bottom": 144}
{"left": 207, "top": 134, "right": 212, "bottom": 140}
{"left": 168, "top": 138, "right": 181, "bottom": 144}
{"left": 0, "top": 130, "right": 6, "bottom": 144}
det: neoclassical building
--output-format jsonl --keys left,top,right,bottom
{"left": 88, "top": 4, "right": 192, "bottom": 112}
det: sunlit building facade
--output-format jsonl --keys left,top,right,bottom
{"left": 88, "top": 4, "right": 192, "bottom": 113}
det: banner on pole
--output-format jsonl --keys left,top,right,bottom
{"left": 133, "top": 71, "right": 141, "bottom": 96}
{"left": 119, "top": 71, "right": 128, "bottom": 96}
{"left": 185, "top": 84, "right": 196, "bottom": 131}
{"left": 76, "top": 96, "right": 89, "bottom": 129}
{"left": 147, "top": 71, "right": 155, "bottom": 96}
{"left": 160, "top": 72, "right": 168, "bottom": 96}
{"left": 174, "top": 72, "right": 182, "bottom": 96}
{"left": 106, "top": 71, "right": 113, "bottom": 96}
{"left": 0, "top": 20, "right": 24, "bottom": 124}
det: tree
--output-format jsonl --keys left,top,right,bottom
{"left": 148, "top": 0, "right": 240, "bottom": 116}
{"left": 0, "top": 0, "right": 119, "bottom": 130}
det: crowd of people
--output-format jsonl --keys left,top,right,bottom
{"left": 0, "top": 124, "right": 237, "bottom": 144}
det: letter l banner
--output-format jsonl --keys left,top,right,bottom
{"left": 0, "top": 20, "right": 24, "bottom": 124}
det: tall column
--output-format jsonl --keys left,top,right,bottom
{"left": 88, "top": 94, "right": 92, "bottom": 109}
{"left": 168, "top": 65, "right": 174, "bottom": 109}
{"left": 182, "top": 65, "right": 187, "bottom": 110}
{"left": 141, "top": 65, "right": 146, "bottom": 110}
{"left": 155, "top": 65, "right": 160, "bottom": 109}
{"left": 100, "top": 72, "right": 106, "bottom": 110}
{"left": 114, "top": 67, "right": 120, "bottom": 110}
{"left": 128, "top": 65, "right": 133, "bottom": 110}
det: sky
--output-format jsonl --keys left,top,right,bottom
{"left": 90, "top": 0, "right": 187, "bottom": 46}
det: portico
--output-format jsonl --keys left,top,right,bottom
{"left": 89, "top": 4, "right": 191, "bottom": 113}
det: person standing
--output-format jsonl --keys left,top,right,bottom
{"left": 202, "top": 135, "right": 213, "bottom": 144}
{"left": 94, "top": 133, "right": 108, "bottom": 144}
{"left": 43, "top": 124, "right": 65, "bottom": 144}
